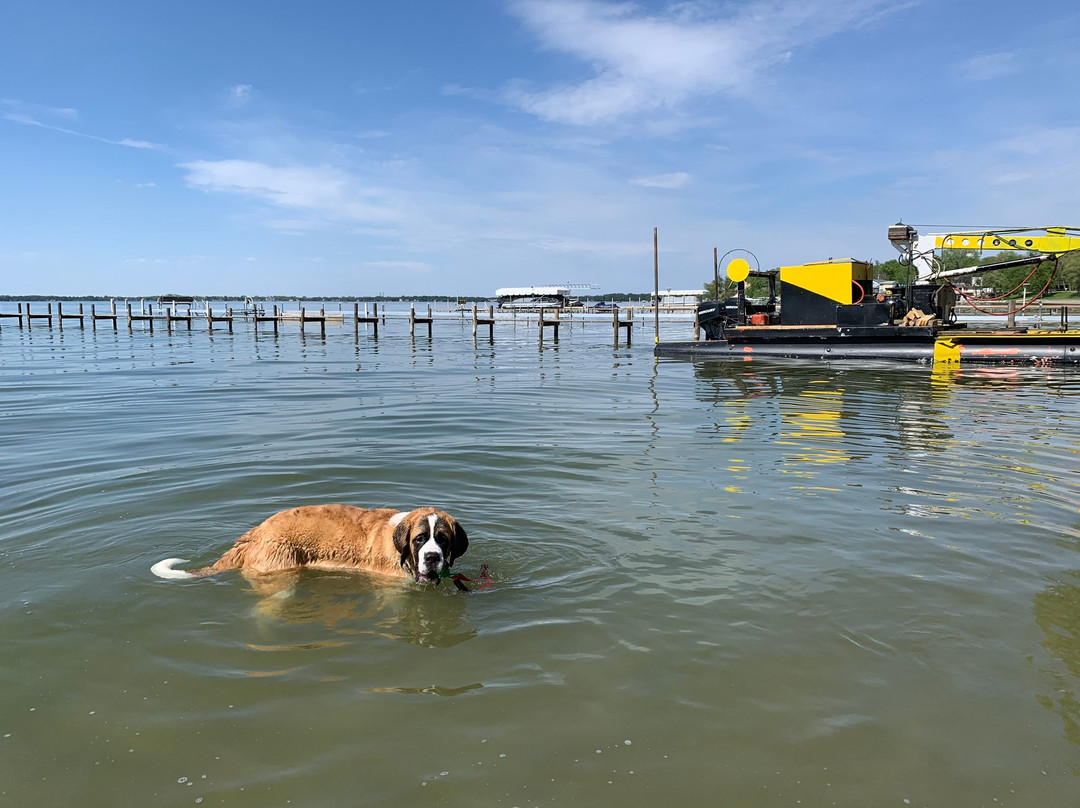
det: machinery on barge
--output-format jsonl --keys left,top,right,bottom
{"left": 654, "top": 224, "right": 1080, "bottom": 365}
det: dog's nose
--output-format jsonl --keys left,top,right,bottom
{"left": 423, "top": 552, "right": 443, "bottom": 567}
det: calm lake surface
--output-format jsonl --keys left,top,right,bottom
{"left": 2, "top": 313, "right": 1080, "bottom": 807}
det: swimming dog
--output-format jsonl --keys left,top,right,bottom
{"left": 151, "top": 504, "right": 468, "bottom": 584}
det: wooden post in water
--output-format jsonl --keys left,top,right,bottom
{"left": 613, "top": 307, "right": 633, "bottom": 347}
{"left": 713, "top": 247, "right": 719, "bottom": 301}
{"left": 26, "top": 302, "right": 54, "bottom": 328}
{"left": 206, "top": 305, "right": 232, "bottom": 332}
{"left": 254, "top": 304, "right": 278, "bottom": 334}
{"left": 0, "top": 303, "right": 25, "bottom": 327}
{"left": 369, "top": 302, "right": 379, "bottom": 337}
{"left": 539, "top": 307, "right": 560, "bottom": 346}
{"left": 58, "top": 302, "right": 85, "bottom": 330}
{"left": 409, "top": 303, "right": 433, "bottom": 338}
{"left": 472, "top": 304, "right": 495, "bottom": 341}
{"left": 653, "top": 227, "right": 660, "bottom": 344}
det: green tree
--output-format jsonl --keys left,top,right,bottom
{"left": 873, "top": 259, "right": 915, "bottom": 284}
{"left": 1056, "top": 251, "right": 1080, "bottom": 293}
{"left": 970, "top": 251, "right": 1055, "bottom": 299}
{"left": 702, "top": 278, "right": 732, "bottom": 300}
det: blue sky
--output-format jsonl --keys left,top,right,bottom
{"left": 2, "top": 0, "right": 1078, "bottom": 297}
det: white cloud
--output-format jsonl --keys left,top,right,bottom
{"left": 181, "top": 159, "right": 398, "bottom": 226}
{"left": 923, "top": 126, "right": 1080, "bottom": 223}
{"left": 1, "top": 99, "right": 165, "bottom": 150}
{"left": 231, "top": 84, "right": 253, "bottom": 102}
{"left": 364, "top": 260, "right": 433, "bottom": 271}
{"left": 631, "top": 171, "right": 690, "bottom": 189}
{"left": 957, "top": 52, "right": 1019, "bottom": 82}
{"left": 505, "top": 0, "right": 904, "bottom": 125}
{"left": 0, "top": 98, "right": 78, "bottom": 121}
{"left": 530, "top": 235, "right": 651, "bottom": 256}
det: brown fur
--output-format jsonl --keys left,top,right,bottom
{"left": 188, "top": 504, "right": 467, "bottom": 579}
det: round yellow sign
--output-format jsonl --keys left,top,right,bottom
{"left": 726, "top": 257, "right": 750, "bottom": 283}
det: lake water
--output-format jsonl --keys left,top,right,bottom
{"left": 2, "top": 313, "right": 1079, "bottom": 807}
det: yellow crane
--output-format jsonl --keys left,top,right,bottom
{"left": 888, "top": 224, "right": 1080, "bottom": 281}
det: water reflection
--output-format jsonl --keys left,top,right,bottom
{"left": 245, "top": 571, "right": 477, "bottom": 648}
{"left": 690, "top": 362, "right": 962, "bottom": 478}
{"left": 1035, "top": 520, "right": 1080, "bottom": 750}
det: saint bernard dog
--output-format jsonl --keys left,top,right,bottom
{"left": 151, "top": 504, "right": 468, "bottom": 585}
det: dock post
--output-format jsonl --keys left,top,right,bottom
{"left": 127, "top": 301, "right": 133, "bottom": 332}
{"left": 427, "top": 304, "right": 433, "bottom": 338}
{"left": 614, "top": 308, "right": 633, "bottom": 347}
{"left": 58, "top": 302, "right": 85, "bottom": 330}
{"left": 409, "top": 304, "right": 416, "bottom": 337}
{"left": 539, "top": 307, "right": 560, "bottom": 345}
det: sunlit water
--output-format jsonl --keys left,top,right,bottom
{"left": 2, "top": 314, "right": 1079, "bottom": 807}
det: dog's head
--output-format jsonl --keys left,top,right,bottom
{"left": 390, "top": 508, "right": 469, "bottom": 584}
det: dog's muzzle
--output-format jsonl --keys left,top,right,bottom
{"left": 416, "top": 548, "right": 447, "bottom": 583}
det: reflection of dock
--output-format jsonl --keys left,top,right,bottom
{"left": 0, "top": 300, "right": 644, "bottom": 346}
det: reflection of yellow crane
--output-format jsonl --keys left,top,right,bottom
{"left": 888, "top": 225, "right": 1080, "bottom": 281}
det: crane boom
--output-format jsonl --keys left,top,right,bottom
{"left": 888, "top": 225, "right": 1080, "bottom": 281}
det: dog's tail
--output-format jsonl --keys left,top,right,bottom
{"left": 151, "top": 558, "right": 198, "bottom": 580}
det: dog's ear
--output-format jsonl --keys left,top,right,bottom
{"left": 392, "top": 515, "right": 413, "bottom": 572}
{"left": 449, "top": 520, "right": 469, "bottom": 566}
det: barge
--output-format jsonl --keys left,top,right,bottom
{"left": 655, "top": 224, "right": 1080, "bottom": 366}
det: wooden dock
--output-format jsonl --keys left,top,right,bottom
{"left": 0, "top": 300, "right": 643, "bottom": 346}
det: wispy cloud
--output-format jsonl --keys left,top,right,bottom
{"left": 504, "top": 0, "right": 905, "bottom": 125}
{"left": 1, "top": 98, "right": 166, "bottom": 150}
{"left": 631, "top": 171, "right": 690, "bottom": 189}
{"left": 957, "top": 51, "right": 1020, "bottom": 82}
{"left": 364, "top": 260, "right": 433, "bottom": 271}
{"left": 181, "top": 158, "right": 398, "bottom": 225}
